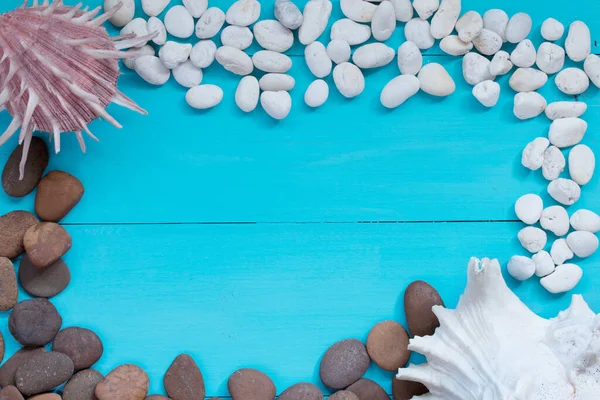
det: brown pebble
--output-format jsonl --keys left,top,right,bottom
{"left": 164, "top": 354, "right": 205, "bottom": 400}
{"left": 15, "top": 351, "right": 74, "bottom": 395}
{"left": 278, "top": 382, "right": 323, "bottom": 400}
{"left": 404, "top": 281, "right": 445, "bottom": 337}
{"left": 2, "top": 137, "right": 49, "bottom": 198}
{"left": 0, "top": 385, "right": 24, "bottom": 400}
{"left": 319, "top": 339, "right": 370, "bottom": 390}
{"left": 35, "top": 171, "right": 84, "bottom": 222}
{"left": 346, "top": 378, "right": 388, "bottom": 400}
{"left": 0, "top": 210, "right": 39, "bottom": 259}
{"left": 28, "top": 394, "right": 62, "bottom": 400}
{"left": 95, "top": 364, "right": 149, "bottom": 400}
{"left": 392, "top": 377, "right": 428, "bottom": 400}
{"left": 144, "top": 396, "right": 171, "bottom": 400}
{"left": 0, "top": 331, "right": 4, "bottom": 364}
{"left": 52, "top": 327, "right": 103, "bottom": 370}
{"left": 18, "top": 255, "right": 70, "bottom": 298}
{"left": 366, "top": 321, "right": 410, "bottom": 371}
{"left": 9, "top": 298, "right": 62, "bottom": 346}
{"left": 23, "top": 222, "right": 72, "bottom": 269}
{"left": 0, "top": 257, "right": 18, "bottom": 311}
{"left": 0, "top": 347, "right": 46, "bottom": 387}
{"left": 228, "top": 368, "right": 276, "bottom": 400}
{"left": 63, "top": 369, "right": 104, "bottom": 400}
{"left": 328, "top": 391, "right": 358, "bottom": 400}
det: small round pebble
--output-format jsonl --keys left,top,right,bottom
{"left": 0, "top": 385, "right": 24, "bottom": 400}
{"left": 418, "top": 63, "right": 455, "bottom": 96}
{"left": 404, "top": 280, "right": 444, "bottom": 337}
{"left": 533, "top": 250, "right": 555, "bottom": 277}
{"left": 29, "top": 394, "right": 61, "bottom": 400}
{"left": 0, "top": 210, "right": 39, "bottom": 259}
{"left": 261, "top": 91, "right": 292, "bottom": 120}
{"left": 472, "top": 80, "right": 500, "bottom": 107}
{"left": 506, "top": 12, "right": 532, "bottom": 44}
{"left": 0, "top": 257, "right": 18, "bottom": 311}
{"left": 540, "top": 263, "right": 583, "bottom": 294}
{"left": 305, "top": 80, "right": 329, "bottom": 108}
{"left": 327, "top": 40, "right": 351, "bottom": 64}
{"left": 164, "top": 6, "right": 194, "bottom": 39}
{"left": 228, "top": 368, "right": 276, "bottom": 400}
{"left": 53, "top": 327, "right": 103, "bottom": 370}
{"left": 347, "top": 378, "right": 388, "bottom": 400}
{"left": 18, "top": 255, "right": 70, "bottom": 298}
{"left": 551, "top": 238, "right": 574, "bottom": 265}
{"left": 23, "top": 222, "right": 72, "bottom": 269}
{"left": 278, "top": 382, "right": 323, "bottom": 400}
{"left": 540, "top": 206, "right": 570, "bottom": 237}
{"left": 517, "top": 226, "right": 547, "bottom": 253}
{"left": 507, "top": 255, "right": 535, "bottom": 281}
{"left": 95, "top": 364, "right": 149, "bottom": 400}
{"left": 333, "top": 63, "right": 365, "bottom": 98}
{"left": 329, "top": 391, "right": 358, "bottom": 400}
{"left": 63, "top": 369, "right": 104, "bottom": 400}
{"left": 164, "top": 354, "right": 205, "bottom": 400}
{"left": 9, "top": 298, "right": 62, "bottom": 347}
{"left": 2, "top": 138, "right": 49, "bottom": 198}
{"left": 186, "top": 85, "right": 223, "bottom": 110}
{"left": 366, "top": 321, "right": 410, "bottom": 371}
{"left": 570, "top": 209, "right": 600, "bottom": 233}
{"left": 569, "top": 144, "right": 595, "bottom": 185}
{"left": 15, "top": 351, "right": 74, "bottom": 395}
{"left": 0, "top": 348, "right": 46, "bottom": 388}
{"left": 547, "top": 178, "right": 581, "bottom": 205}
{"left": 190, "top": 41, "right": 217, "bottom": 69}
{"left": 555, "top": 68, "right": 590, "bottom": 95}
{"left": 566, "top": 231, "right": 599, "bottom": 258}
{"left": 514, "top": 194, "right": 543, "bottom": 224}
{"left": 173, "top": 61, "right": 203, "bottom": 89}
{"left": 320, "top": 339, "right": 369, "bottom": 389}
{"left": 541, "top": 18, "right": 564, "bottom": 41}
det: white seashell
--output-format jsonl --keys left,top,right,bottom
{"left": 488, "top": 51, "right": 513, "bottom": 76}
{"left": 124, "top": 45, "right": 155, "bottom": 70}
{"left": 513, "top": 92, "right": 546, "bottom": 120}
{"left": 505, "top": 12, "right": 532, "bottom": 43}
{"left": 327, "top": 40, "right": 351, "bottom": 64}
{"left": 389, "top": 0, "right": 413, "bottom": 23}
{"left": 135, "top": 55, "right": 171, "bottom": 85}
{"left": 533, "top": 250, "right": 555, "bottom": 277}
{"left": 158, "top": 41, "right": 192, "bottom": 69}
{"left": 507, "top": 255, "right": 535, "bottom": 281}
{"left": 569, "top": 145, "right": 595, "bottom": 186}
{"left": 555, "top": 68, "right": 590, "bottom": 95}
{"left": 571, "top": 210, "right": 600, "bottom": 233}
{"left": 398, "top": 257, "right": 598, "bottom": 394}
{"left": 522, "top": 137, "right": 550, "bottom": 171}
{"left": 455, "top": 11, "right": 483, "bottom": 43}
{"left": 567, "top": 231, "right": 599, "bottom": 258}
{"left": 305, "top": 42, "right": 332, "bottom": 78}
{"left": 509, "top": 68, "right": 548, "bottom": 92}
{"left": 304, "top": 80, "right": 329, "bottom": 108}
{"left": 540, "top": 263, "right": 583, "bottom": 293}
{"left": 186, "top": 85, "right": 223, "bottom": 109}
{"left": 541, "top": 18, "right": 564, "bottom": 41}
{"left": 397, "top": 41, "right": 423, "bottom": 75}
{"left": 545, "top": 102, "right": 587, "bottom": 121}
{"left": 540, "top": 205, "right": 570, "bottom": 236}
{"left": 518, "top": 226, "right": 547, "bottom": 253}
{"left": 380, "top": 75, "right": 420, "bottom": 109}
{"left": 261, "top": 91, "right": 292, "bottom": 120}
{"left": 340, "top": 0, "right": 377, "bottom": 23}
{"left": 330, "top": 19, "right": 371, "bottom": 46}
{"left": 253, "top": 50, "right": 292, "bottom": 73}
{"left": 515, "top": 193, "right": 543, "bottom": 224}
{"left": 225, "top": 0, "right": 261, "bottom": 27}
{"left": 542, "top": 146, "right": 565, "bottom": 181}
{"left": 547, "top": 178, "right": 581, "bottom": 205}
{"left": 221, "top": 26, "right": 254, "bottom": 51}
{"left": 536, "top": 42, "right": 565, "bottom": 75}
{"left": 462, "top": 52, "right": 494, "bottom": 86}
{"left": 333, "top": 63, "right": 365, "bottom": 98}
{"left": 472, "top": 28, "right": 503, "bottom": 56}
{"left": 565, "top": 21, "right": 591, "bottom": 62}
{"left": 121, "top": 18, "right": 150, "bottom": 48}
{"left": 275, "top": 0, "right": 304, "bottom": 30}
{"left": 371, "top": 1, "right": 396, "bottom": 42}
{"left": 183, "top": 0, "right": 208, "bottom": 18}
{"left": 142, "top": 0, "right": 170, "bottom": 17}
{"left": 299, "top": 0, "right": 333, "bottom": 45}
{"left": 440, "top": 36, "right": 473, "bottom": 56}
{"left": 253, "top": 20, "right": 294, "bottom": 53}
{"left": 418, "top": 63, "right": 455, "bottom": 97}
{"left": 430, "top": 0, "right": 461, "bottom": 40}
{"left": 195, "top": 8, "right": 226, "bottom": 39}
{"left": 548, "top": 118, "right": 587, "bottom": 148}
{"left": 215, "top": 46, "right": 254, "bottom": 75}
{"left": 235, "top": 76, "right": 260, "bottom": 112}
{"left": 412, "top": 0, "right": 439, "bottom": 20}
{"left": 164, "top": 5, "right": 194, "bottom": 39}
{"left": 259, "top": 74, "right": 295, "bottom": 91}
{"left": 510, "top": 40, "right": 536, "bottom": 68}
{"left": 105, "top": 0, "right": 135, "bottom": 27}
{"left": 584, "top": 54, "right": 600, "bottom": 88}
{"left": 172, "top": 60, "right": 203, "bottom": 88}
{"left": 147, "top": 17, "right": 167, "bottom": 46}
{"left": 405, "top": 19, "right": 435, "bottom": 50}
{"left": 482, "top": 9, "right": 508, "bottom": 41}
{"left": 352, "top": 43, "right": 395, "bottom": 69}
{"left": 551, "top": 238, "right": 574, "bottom": 265}
{"left": 190, "top": 41, "right": 217, "bottom": 69}
{"left": 472, "top": 80, "right": 500, "bottom": 108}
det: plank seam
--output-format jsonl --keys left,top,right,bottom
{"left": 61, "top": 220, "right": 521, "bottom": 226}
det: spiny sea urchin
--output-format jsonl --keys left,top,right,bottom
{"left": 0, "top": 0, "right": 155, "bottom": 178}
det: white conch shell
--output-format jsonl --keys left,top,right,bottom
{"left": 396, "top": 257, "right": 600, "bottom": 400}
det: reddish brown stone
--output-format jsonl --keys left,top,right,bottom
{"left": 164, "top": 354, "right": 205, "bottom": 400}
{"left": 0, "top": 386, "right": 24, "bottom": 400}
{"left": 228, "top": 368, "right": 276, "bottom": 400}
{"left": 95, "top": 364, "right": 149, "bottom": 400}
{"left": 404, "top": 281, "right": 445, "bottom": 337}
{"left": 392, "top": 377, "right": 428, "bottom": 400}
{"left": 63, "top": 369, "right": 104, "bottom": 400}
{"left": 319, "top": 339, "right": 370, "bottom": 389}
{"left": 0, "top": 347, "right": 46, "bottom": 387}
{"left": 52, "top": 327, "right": 103, "bottom": 370}
{"left": 23, "top": 222, "right": 71, "bottom": 269}
{"left": 35, "top": 171, "right": 84, "bottom": 222}
{"left": 366, "top": 321, "right": 410, "bottom": 371}
{"left": 9, "top": 298, "right": 62, "bottom": 347}
{"left": 2, "top": 137, "right": 49, "bottom": 198}
{"left": 0, "top": 257, "right": 18, "bottom": 311}
{"left": 0, "top": 211, "right": 39, "bottom": 259}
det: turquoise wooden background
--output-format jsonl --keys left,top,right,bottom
{"left": 0, "top": 0, "right": 599, "bottom": 397}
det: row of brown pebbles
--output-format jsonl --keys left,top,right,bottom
{"left": 0, "top": 139, "right": 446, "bottom": 399}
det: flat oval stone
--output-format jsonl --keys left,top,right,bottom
{"left": 228, "top": 368, "right": 275, "bottom": 400}
{"left": 0, "top": 348, "right": 46, "bottom": 387}
{"left": 53, "top": 327, "right": 103, "bottom": 370}
{"left": 404, "top": 280, "right": 444, "bottom": 337}
{"left": 0, "top": 211, "right": 39, "bottom": 259}
{"left": 319, "top": 339, "right": 370, "bottom": 389}
{"left": 19, "top": 255, "right": 70, "bottom": 298}
{"left": 28, "top": 394, "right": 61, "bottom": 400}
{"left": 2, "top": 137, "right": 49, "bottom": 197}
{"left": 95, "top": 364, "right": 149, "bottom": 400}
{"left": 23, "top": 222, "right": 72, "bottom": 269}
{"left": 328, "top": 391, "right": 358, "bottom": 400}
{"left": 35, "top": 171, "right": 84, "bottom": 222}
{"left": 347, "top": 378, "right": 388, "bottom": 400}
{"left": 15, "top": 351, "right": 74, "bottom": 395}
{"left": 366, "top": 321, "right": 410, "bottom": 371}
{"left": 278, "top": 382, "right": 323, "bottom": 400}
{"left": 392, "top": 377, "right": 428, "bottom": 400}
{"left": 63, "top": 369, "right": 104, "bottom": 400}
{"left": 0, "top": 385, "right": 24, "bottom": 400}
{"left": 9, "top": 299, "right": 62, "bottom": 346}
{"left": 0, "top": 257, "right": 18, "bottom": 310}
{"left": 164, "top": 354, "right": 205, "bottom": 400}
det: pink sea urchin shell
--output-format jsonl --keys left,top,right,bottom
{"left": 0, "top": 0, "right": 155, "bottom": 178}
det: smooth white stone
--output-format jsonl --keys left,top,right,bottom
{"left": 488, "top": 51, "right": 513, "bottom": 76}
{"left": 533, "top": 251, "right": 555, "bottom": 277}
{"left": 380, "top": 75, "right": 420, "bottom": 109}
{"left": 215, "top": 46, "right": 254, "bottom": 75}
{"left": 147, "top": 17, "right": 166, "bottom": 45}
{"left": 584, "top": 54, "right": 600, "bottom": 88}
{"left": 513, "top": 92, "right": 546, "bottom": 120}
{"left": 123, "top": 45, "right": 154, "bottom": 70}
{"left": 541, "top": 18, "right": 564, "bottom": 41}
{"left": 555, "top": 68, "right": 590, "bottom": 95}
{"left": 390, "top": 0, "right": 413, "bottom": 22}
{"left": 551, "top": 239, "right": 574, "bottom": 265}
{"left": 418, "top": 63, "right": 455, "bottom": 96}
{"left": 482, "top": 9, "right": 508, "bottom": 41}
{"left": 462, "top": 52, "right": 494, "bottom": 86}
{"left": 430, "top": 0, "right": 461, "bottom": 39}
{"left": 221, "top": 26, "right": 254, "bottom": 50}
{"left": 275, "top": 0, "right": 304, "bottom": 30}
{"left": 121, "top": 18, "right": 150, "bottom": 48}
{"left": 569, "top": 144, "right": 595, "bottom": 186}
{"left": 507, "top": 255, "right": 536, "bottom": 281}
{"left": 340, "top": 0, "right": 377, "bottom": 23}
{"left": 565, "top": 21, "right": 591, "bottom": 62}
{"left": 522, "top": 137, "right": 550, "bottom": 171}
{"left": 235, "top": 76, "right": 260, "bottom": 112}
{"left": 253, "top": 20, "right": 294, "bottom": 53}
{"left": 514, "top": 193, "right": 543, "bottom": 224}
{"left": 405, "top": 18, "right": 435, "bottom": 50}
{"left": 105, "top": 0, "right": 135, "bottom": 27}
{"left": 304, "top": 79, "right": 330, "bottom": 108}
{"left": 195, "top": 8, "right": 226, "bottom": 39}
{"left": 511, "top": 39, "right": 536, "bottom": 68}
{"left": 547, "top": 178, "right": 581, "bottom": 205}
{"left": 536, "top": 42, "right": 565, "bottom": 75}
{"left": 542, "top": 146, "right": 566, "bottom": 181}
{"left": 225, "top": 0, "right": 261, "bottom": 27}
{"left": 472, "top": 28, "right": 503, "bottom": 56}
{"left": 506, "top": 12, "right": 532, "bottom": 43}
{"left": 544, "top": 102, "right": 587, "bottom": 120}
{"left": 299, "top": 0, "right": 333, "bottom": 45}
{"left": 190, "top": 41, "right": 216, "bottom": 69}
{"left": 540, "top": 205, "right": 570, "bottom": 237}
{"left": 472, "top": 80, "right": 500, "bottom": 107}
{"left": 259, "top": 74, "right": 295, "bottom": 91}
{"left": 540, "top": 264, "right": 582, "bottom": 294}
{"left": 186, "top": 84, "right": 223, "bottom": 109}
{"left": 455, "top": 11, "right": 483, "bottom": 42}
{"left": 548, "top": 118, "right": 587, "bottom": 148}
{"left": 141, "top": 0, "right": 170, "bottom": 17}
{"left": 164, "top": 5, "right": 194, "bottom": 39}
{"left": 509, "top": 68, "right": 548, "bottom": 92}
{"left": 330, "top": 19, "right": 371, "bottom": 45}
{"left": 570, "top": 210, "right": 600, "bottom": 233}
{"left": 252, "top": 50, "right": 293, "bottom": 73}
{"left": 413, "top": 0, "right": 439, "bottom": 20}
{"left": 567, "top": 231, "right": 599, "bottom": 258}
{"left": 352, "top": 43, "right": 395, "bottom": 69}
{"left": 183, "top": 0, "right": 207, "bottom": 18}
{"left": 158, "top": 41, "right": 192, "bottom": 69}
{"left": 327, "top": 40, "right": 351, "bottom": 64}
{"left": 518, "top": 226, "right": 547, "bottom": 253}
{"left": 134, "top": 55, "right": 170, "bottom": 85}
{"left": 440, "top": 35, "right": 473, "bottom": 56}
{"left": 261, "top": 91, "right": 292, "bottom": 120}
{"left": 372, "top": 1, "right": 396, "bottom": 41}
{"left": 305, "top": 41, "right": 332, "bottom": 78}
{"left": 172, "top": 60, "right": 203, "bottom": 88}
{"left": 397, "top": 41, "right": 423, "bottom": 75}
{"left": 333, "top": 62, "right": 365, "bottom": 98}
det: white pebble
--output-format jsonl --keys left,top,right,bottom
{"left": 275, "top": 0, "right": 304, "bottom": 30}
{"left": 190, "top": 41, "right": 217, "bottom": 68}
{"left": 221, "top": 26, "right": 253, "bottom": 50}
{"left": 259, "top": 74, "right": 295, "bottom": 91}
{"left": 509, "top": 68, "right": 548, "bottom": 92}
{"left": 482, "top": 9, "right": 508, "bottom": 41}
{"left": 333, "top": 62, "right": 365, "bottom": 98}
{"left": 507, "top": 255, "right": 536, "bottom": 281}
{"left": 372, "top": 1, "right": 396, "bottom": 41}
{"left": 172, "top": 60, "right": 203, "bottom": 88}
{"left": 305, "top": 42, "right": 332, "bottom": 78}
{"left": 540, "top": 263, "right": 582, "bottom": 294}
{"left": 123, "top": 45, "right": 154, "bottom": 70}
{"left": 105, "top": 0, "right": 135, "bottom": 27}
{"left": 390, "top": 0, "right": 413, "bottom": 23}
{"left": 183, "top": 0, "right": 207, "bottom": 18}
{"left": 440, "top": 35, "right": 473, "bottom": 56}
{"left": 164, "top": 5, "right": 194, "bottom": 39}
{"left": 195, "top": 8, "right": 226, "bottom": 39}
{"left": 141, "top": 0, "right": 170, "bottom": 17}
{"left": 506, "top": 12, "right": 531, "bottom": 43}
{"left": 299, "top": 0, "right": 332, "bottom": 45}
{"left": 571, "top": 209, "right": 600, "bottom": 233}
{"left": 327, "top": 40, "right": 351, "bottom": 64}
{"left": 510, "top": 40, "right": 536, "bottom": 68}
{"left": 253, "top": 50, "right": 293, "bottom": 73}
{"left": 430, "top": 0, "right": 461, "bottom": 39}
{"left": 225, "top": 0, "right": 261, "bottom": 27}
{"left": 134, "top": 55, "right": 170, "bottom": 85}
{"left": 340, "top": 0, "right": 376, "bottom": 23}
{"left": 535, "top": 42, "right": 565, "bottom": 75}
{"left": 542, "top": 146, "right": 565, "bottom": 181}
{"left": 330, "top": 19, "right": 372, "bottom": 45}
{"left": 569, "top": 144, "right": 595, "bottom": 186}
{"left": 261, "top": 91, "right": 292, "bottom": 120}
{"left": 405, "top": 18, "right": 435, "bottom": 50}
{"left": 462, "top": 52, "right": 494, "bottom": 86}
{"left": 254, "top": 20, "right": 294, "bottom": 53}
{"left": 567, "top": 231, "right": 599, "bottom": 258}
{"left": 548, "top": 118, "right": 587, "bottom": 148}
{"left": 545, "top": 102, "right": 587, "bottom": 121}
{"left": 472, "top": 80, "right": 500, "bottom": 107}
{"left": 551, "top": 239, "right": 574, "bottom": 265}
{"left": 515, "top": 193, "right": 543, "bottom": 224}
{"left": 418, "top": 63, "right": 455, "bottom": 97}
{"left": 353, "top": 43, "right": 395, "bottom": 69}
{"left": 488, "top": 51, "right": 513, "bottom": 76}
{"left": 147, "top": 17, "right": 166, "bottom": 46}
{"left": 513, "top": 92, "right": 546, "bottom": 120}
{"left": 304, "top": 79, "right": 329, "bottom": 108}
{"left": 215, "top": 46, "right": 254, "bottom": 75}
{"left": 413, "top": 0, "right": 439, "bottom": 20}
{"left": 380, "top": 75, "right": 420, "bottom": 109}
{"left": 121, "top": 18, "right": 149, "bottom": 48}
{"left": 235, "top": 76, "right": 260, "bottom": 112}
{"left": 455, "top": 11, "right": 483, "bottom": 43}
{"left": 522, "top": 137, "right": 550, "bottom": 171}
{"left": 555, "top": 68, "right": 590, "bottom": 95}
{"left": 186, "top": 85, "right": 223, "bottom": 109}
{"left": 397, "top": 41, "right": 423, "bottom": 75}
{"left": 584, "top": 54, "right": 600, "bottom": 88}
{"left": 472, "top": 28, "right": 503, "bottom": 56}
{"left": 533, "top": 251, "right": 555, "bottom": 277}
{"left": 547, "top": 178, "right": 581, "bottom": 205}
{"left": 565, "top": 21, "right": 591, "bottom": 62}
{"left": 540, "top": 205, "right": 570, "bottom": 236}
{"left": 541, "top": 18, "right": 564, "bottom": 41}
{"left": 158, "top": 41, "right": 192, "bottom": 69}
{"left": 518, "top": 226, "right": 547, "bottom": 253}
